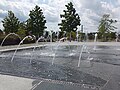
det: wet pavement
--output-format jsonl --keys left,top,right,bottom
{"left": 32, "top": 81, "right": 96, "bottom": 90}
{"left": 0, "top": 44, "right": 120, "bottom": 90}
{"left": 101, "top": 75, "right": 120, "bottom": 90}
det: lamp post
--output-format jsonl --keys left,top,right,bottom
{"left": 76, "top": 30, "right": 79, "bottom": 42}
{"left": 80, "top": 25, "right": 83, "bottom": 42}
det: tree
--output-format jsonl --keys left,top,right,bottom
{"left": 17, "top": 22, "right": 27, "bottom": 38}
{"left": 58, "top": 2, "right": 81, "bottom": 41}
{"left": 2, "top": 11, "right": 20, "bottom": 34}
{"left": 0, "top": 29, "right": 3, "bottom": 35}
{"left": 26, "top": 5, "right": 47, "bottom": 38}
{"left": 98, "top": 14, "right": 117, "bottom": 41}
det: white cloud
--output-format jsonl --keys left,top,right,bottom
{"left": 0, "top": 0, "right": 120, "bottom": 32}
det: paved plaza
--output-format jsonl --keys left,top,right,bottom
{"left": 0, "top": 42, "right": 120, "bottom": 90}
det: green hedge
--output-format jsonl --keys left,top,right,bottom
{"left": 0, "top": 35, "right": 35, "bottom": 46}
{"left": 0, "top": 36, "right": 20, "bottom": 46}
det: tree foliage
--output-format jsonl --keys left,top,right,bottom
{"left": 26, "top": 5, "right": 47, "bottom": 38}
{"left": 17, "top": 22, "right": 27, "bottom": 38}
{"left": 98, "top": 14, "right": 117, "bottom": 41}
{"left": 2, "top": 11, "right": 20, "bottom": 34}
{"left": 58, "top": 2, "right": 81, "bottom": 41}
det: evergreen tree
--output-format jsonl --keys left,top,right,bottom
{"left": 17, "top": 22, "right": 27, "bottom": 38}
{"left": 26, "top": 5, "right": 47, "bottom": 38}
{"left": 98, "top": 14, "right": 117, "bottom": 41}
{"left": 2, "top": 11, "right": 20, "bottom": 34}
{"left": 58, "top": 2, "right": 81, "bottom": 41}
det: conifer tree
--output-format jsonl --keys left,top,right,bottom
{"left": 26, "top": 5, "right": 47, "bottom": 38}
{"left": 58, "top": 2, "right": 81, "bottom": 41}
{"left": 2, "top": 11, "right": 20, "bottom": 34}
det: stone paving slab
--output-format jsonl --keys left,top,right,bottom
{"left": 0, "top": 74, "right": 34, "bottom": 90}
{"left": 33, "top": 81, "right": 97, "bottom": 90}
{"left": 101, "top": 75, "right": 120, "bottom": 90}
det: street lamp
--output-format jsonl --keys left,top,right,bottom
{"left": 76, "top": 30, "right": 79, "bottom": 42}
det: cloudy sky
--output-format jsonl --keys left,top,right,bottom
{"left": 0, "top": 0, "right": 120, "bottom": 32}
